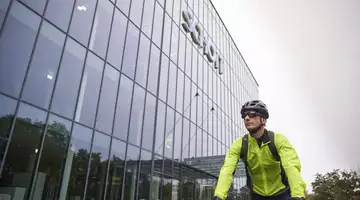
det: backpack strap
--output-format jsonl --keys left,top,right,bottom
{"left": 268, "top": 131, "right": 290, "bottom": 191}
{"left": 240, "top": 135, "right": 252, "bottom": 191}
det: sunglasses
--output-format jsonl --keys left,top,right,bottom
{"left": 241, "top": 111, "right": 264, "bottom": 119}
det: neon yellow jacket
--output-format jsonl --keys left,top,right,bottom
{"left": 214, "top": 132, "right": 306, "bottom": 199}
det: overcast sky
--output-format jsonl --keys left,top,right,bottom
{"left": 211, "top": 0, "right": 360, "bottom": 191}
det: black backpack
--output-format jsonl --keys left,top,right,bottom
{"left": 239, "top": 131, "right": 289, "bottom": 193}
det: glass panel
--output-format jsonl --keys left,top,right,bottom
{"left": 129, "top": 0, "right": 144, "bottom": 27}
{"left": 167, "top": 62, "right": 177, "bottom": 109}
{"left": 60, "top": 123, "right": 93, "bottom": 199}
{"left": 45, "top": 0, "right": 74, "bottom": 31}
{"left": 96, "top": 64, "right": 120, "bottom": 134}
{"left": 208, "top": 134, "right": 213, "bottom": 156}
{"left": 191, "top": 84, "right": 197, "bottom": 123}
{"left": 185, "top": 39, "right": 192, "bottom": 77}
{"left": 170, "top": 22, "right": 179, "bottom": 64}
{"left": 51, "top": 38, "right": 86, "bottom": 119}
{"left": 138, "top": 150, "right": 152, "bottom": 199}
{"left": 173, "top": 0, "right": 180, "bottom": 25}
{"left": 173, "top": 112, "right": 182, "bottom": 160}
{"left": 75, "top": 52, "right": 104, "bottom": 127}
{"left": 175, "top": 69, "right": 184, "bottom": 113}
{"left": 181, "top": 118, "right": 190, "bottom": 160}
{"left": 150, "top": 173, "right": 162, "bottom": 200}
{"left": 177, "top": 33, "right": 185, "bottom": 71}
{"left": 0, "top": 103, "right": 46, "bottom": 199}
{"left": 22, "top": 21, "right": 66, "bottom": 109}
{"left": 196, "top": 128, "right": 202, "bottom": 157}
{"left": 183, "top": 76, "right": 191, "bottom": 119}
{"left": 85, "top": 132, "right": 111, "bottom": 199}
{"left": 162, "top": 14, "right": 171, "bottom": 56}
{"left": 141, "top": 0, "right": 154, "bottom": 38}
{"left": 19, "top": 0, "right": 46, "bottom": 14}
{"left": 0, "top": 0, "right": 10, "bottom": 27}
{"left": 122, "top": 22, "right": 140, "bottom": 80}
{"left": 147, "top": 44, "right": 160, "bottom": 95}
{"left": 107, "top": 9, "right": 127, "bottom": 70}
{"left": 106, "top": 138, "right": 126, "bottom": 200}
{"left": 0, "top": 94, "right": 16, "bottom": 170}
{"left": 191, "top": 48, "right": 197, "bottom": 84}
{"left": 141, "top": 92, "right": 156, "bottom": 151}
{"left": 89, "top": 0, "right": 113, "bottom": 59}
{"left": 116, "top": 0, "right": 131, "bottom": 16}
{"left": 189, "top": 123, "right": 196, "bottom": 158}
{"left": 128, "top": 84, "right": 146, "bottom": 146}
{"left": 135, "top": 33, "right": 151, "bottom": 88}
{"left": 69, "top": 0, "right": 97, "bottom": 46}
{"left": 162, "top": 175, "right": 172, "bottom": 200}
{"left": 113, "top": 75, "right": 133, "bottom": 141}
{"left": 152, "top": 2, "right": 163, "bottom": 48}
{"left": 159, "top": 54, "right": 169, "bottom": 102}
{"left": 33, "top": 115, "right": 71, "bottom": 200}
{"left": 123, "top": 145, "right": 140, "bottom": 200}
{"left": 165, "top": 0, "right": 173, "bottom": 15}
{"left": 202, "top": 131, "right": 207, "bottom": 157}
{"left": 154, "top": 101, "right": 166, "bottom": 156}
{"left": 164, "top": 107, "right": 175, "bottom": 159}
{"left": 0, "top": 1, "right": 41, "bottom": 98}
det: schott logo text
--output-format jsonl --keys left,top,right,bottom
{"left": 181, "top": 10, "right": 224, "bottom": 75}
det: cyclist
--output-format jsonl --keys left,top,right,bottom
{"left": 213, "top": 100, "right": 306, "bottom": 200}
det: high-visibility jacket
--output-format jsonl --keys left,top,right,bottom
{"left": 214, "top": 131, "right": 306, "bottom": 199}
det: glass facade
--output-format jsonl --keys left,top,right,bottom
{"left": 0, "top": 0, "right": 258, "bottom": 199}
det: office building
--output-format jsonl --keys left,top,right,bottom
{"left": 0, "top": 0, "right": 258, "bottom": 199}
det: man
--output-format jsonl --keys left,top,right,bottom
{"left": 213, "top": 100, "right": 306, "bottom": 200}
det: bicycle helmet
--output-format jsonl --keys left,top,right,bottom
{"left": 241, "top": 100, "right": 269, "bottom": 119}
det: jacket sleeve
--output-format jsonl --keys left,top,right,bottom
{"left": 276, "top": 134, "right": 306, "bottom": 198}
{"left": 214, "top": 137, "right": 242, "bottom": 199}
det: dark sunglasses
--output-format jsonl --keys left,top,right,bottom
{"left": 241, "top": 111, "right": 264, "bottom": 119}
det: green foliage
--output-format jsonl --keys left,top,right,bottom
{"left": 310, "top": 169, "right": 360, "bottom": 200}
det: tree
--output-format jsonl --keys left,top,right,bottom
{"left": 311, "top": 169, "right": 360, "bottom": 200}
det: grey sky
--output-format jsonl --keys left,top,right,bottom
{"left": 212, "top": 0, "right": 360, "bottom": 191}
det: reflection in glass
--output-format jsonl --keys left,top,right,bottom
{"left": 141, "top": 93, "right": 156, "bottom": 151}
{"left": 135, "top": 33, "right": 151, "bottom": 88}
{"left": 60, "top": 123, "right": 92, "bottom": 199}
{"left": 106, "top": 138, "right": 126, "bottom": 200}
{"left": 113, "top": 75, "right": 133, "bottom": 141}
{"left": 0, "top": 103, "right": 46, "bottom": 199}
{"left": 33, "top": 115, "right": 71, "bottom": 200}
{"left": 22, "top": 21, "right": 65, "bottom": 109}
{"left": 75, "top": 52, "right": 104, "bottom": 127}
{"left": 164, "top": 107, "right": 175, "bottom": 159}
{"left": 152, "top": 2, "right": 164, "bottom": 48}
{"left": 85, "top": 132, "right": 110, "bottom": 199}
{"left": 128, "top": 84, "right": 145, "bottom": 146}
{"left": 150, "top": 174, "right": 162, "bottom": 200}
{"left": 51, "top": 38, "right": 86, "bottom": 119}
{"left": 159, "top": 55, "right": 169, "bottom": 102}
{"left": 183, "top": 76, "right": 192, "bottom": 119}
{"left": 45, "top": 0, "right": 74, "bottom": 31}
{"left": 176, "top": 70, "right": 184, "bottom": 113}
{"left": 167, "top": 63, "right": 177, "bottom": 109}
{"left": 0, "top": 1, "right": 40, "bottom": 98}
{"left": 89, "top": 0, "right": 113, "bottom": 59}
{"left": 173, "top": 112, "right": 182, "bottom": 160}
{"left": 123, "top": 145, "right": 140, "bottom": 200}
{"left": 0, "top": 94, "right": 16, "bottom": 171}
{"left": 197, "top": 129, "right": 202, "bottom": 157}
{"left": 154, "top": 101, "right": 166, "bottom": 156}
{"left": 182, "top": 118, "right": 190, "bottom": 160}
{"left": 96, "top": 64, "right": 120, "bottom": 134}
{"left": 147, "top": 45, "right": 160, "bottom": 95}
{"left": 141, "top": 0, "right": 154, "bottom": 38}
{"left": 189, "top": 123, "right": 196, "bottom": 158}
{"left": 138, "top": 150, "right": 152, "bottom": 199}
{"left": 122, "top": 22, "right": 140, "bottom": 80}
{"left": 129, "top": 0, "right": 144, "bottom": 27}
{"left": 107, "top": 9, "right": 127, "bottom": 70}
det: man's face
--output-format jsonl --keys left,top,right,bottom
{"left": 242, "top": 111, "right": 265, "bottom": 131}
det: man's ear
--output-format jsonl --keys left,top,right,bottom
{"left": 261, "top": 118, "right": 267, "bottom": 125}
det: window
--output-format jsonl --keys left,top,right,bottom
{"left": 107, "top": 9, "right": 127, "bottom": 70}
{"left": 154, "top": 101, "right": 166, "bottom": 156}
{"left": 45, "top": 0, "right": 73, "bottom": 31}
{"left": 0, "top": 0, "right": 10, "bottom": 27}
{"left": 0, "top": 103, "right": 47, "bottom": 198}
{"left": 19, "top": 0, "right": 46, "bottom": 14}
{"left": 159, "top": 54, "right": 169, "bottom": 102}
{"left": 147, "top": 44, "right": 160, "bottom": 95}
{"left": 170, "top": 22, "right": 179, "bottom": 64}
{"left": 22, "top": 21, "right": 66, "bottom": 109}
{"left": 123, "top": 145, "right": 140, "bottom": 199}
{"left": 152, "top": 2, "right": 164, "bottom": 48}
{"left": 96, "top": 65, "right": 120, "bottom": 134}
{"left": 89, "top": 0, "right": 113, "bottom": 59}
{"left": 113, "top": 75, "right": 133, "bottom": 141}
{"left": 181, "top": 118, "right": 190, "bottom": 160}
{"left": 167, "top": 62, "right": 177, "bottom": 109}
{"left": 75, "top": 52, "right": 104, "bottom": 127}
{"left": 138, "top": 149, "right": 152, "bottom": 199}
{"left": 162, "top": 14, "right": 171, "bottom": 56}
{"left": 176, "top": 69, "right": 184, "bottom": 113}
{"left": 141, "top": 92, "right": 156, "bottom": 151}
{"left": 0, "top": 1, "right": 40, "bottom": 98}
{"left": 164, "top": 107, "right": 175, "bottom": 159}
{"left": 122, "top": 22, "right": 140, "bottom": 80}
{"left": 135, "top": 33, "right": 151, "bottom": 88}
{"left": 129, "top": 0, "right": 144, "bottom": 28}
{"left": 141, "top": 0, "right": 154, "bottom": 38}
{"left": 116, "top": 0, "right": 131, "bottom": 16}
{"left": 51, "top": 38, "right": 86, "bottom": 119}
{"left": 173, "top": 112, "right": 182, "bottom": 160}
{"left": 128, "top": 84, "right": 146, "bottom": 146}
{"left": 69, "top": 0, "right": 97, "bottom": 46}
